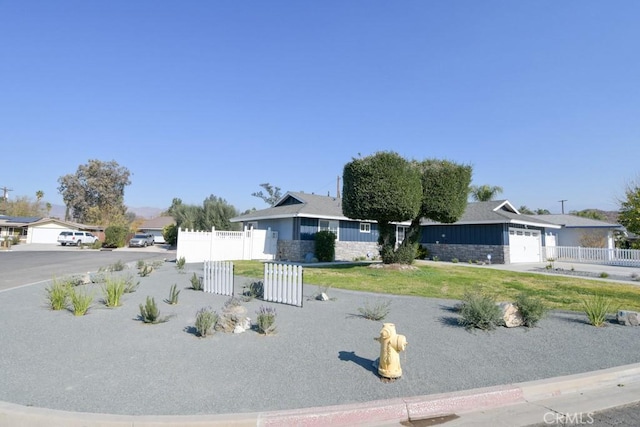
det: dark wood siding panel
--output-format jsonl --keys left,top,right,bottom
{"left": 339, "top": 221, "right": 379, "bottom": 242}
{"left": 420, "top": 224, "right": 506, "bottom": 245}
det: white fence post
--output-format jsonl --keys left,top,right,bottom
{"left": 264, "top": 263, "right": 303, "bottom": 307}
{"left": 203, "top": 260, "right": 234, "bottom": 296}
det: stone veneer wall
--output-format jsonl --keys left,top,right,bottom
{"left": 423, "top": 243, "right": 508, "bottom": 264}
{"left": 277, "top": 240, "right": 380, "bottom": 262}
{"left": 277, "top": 240, "right": 315, "bottom": 262}
{"left": 335, "top": 241, "right": 380, "bottom": 261}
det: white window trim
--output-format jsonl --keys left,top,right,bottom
{"left": 319, "top": 219, "right": 339, "bottom": 240}
{"left": 360, "top": 222, "right": 371, "bottom": 233}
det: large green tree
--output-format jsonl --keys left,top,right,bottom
{"left": 619, "top": 180, "right": 640, "bottom": 247}
{"left": 343, "top": 152, "right": 471, "bottom": 264}
{"left": 167, "top": 195, "right": 239, "bottom": 231}
{"left": 57, "top": 159, "right": 131, "bottom": 225}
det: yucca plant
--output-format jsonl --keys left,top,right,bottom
{"left": 46, "top": 278, "right": 70, "bottom": 311}
{"left": 176, "top": 256, "right": 186, "bottom": 271}
{"left": 103, "top": 276, "right": 125, "bottom": 307}
{"left": 189, "top": 272, "right": 203, "bottom": 291}
{"left": 583, "top": 294, "right": 614, "bottom": 327}
{"left": 139, "top": 296, "right": 170, "bottom": 324}
{"left": 256, "top": 306, "right": 277, "bottom": 335}
{"left": 194, "top": 306, "right": 219, "bottom": 337}
{"left": 166, "top": 283, "right": 180, "bottom": 305}
{"left": 69, "top": 287, "right": 94, "bottom": 316}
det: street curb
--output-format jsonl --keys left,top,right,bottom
{"left": 2, "top": 363, "right": 639, "bottom": 427}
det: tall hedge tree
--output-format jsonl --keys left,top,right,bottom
{"left": 343, "top": 152, "right": 472, "bottom": 264}
{"left": 619, "top": 179, "right": 640, "bottom": 248}
{"left": 58, "top": 159, "right": 131, "bottom": 225}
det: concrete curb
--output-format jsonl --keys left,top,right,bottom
{"left": 2, "top": 363, "right": 639, "bottom": 427}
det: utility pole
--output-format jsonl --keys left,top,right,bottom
{"left": 558, "top": 199, "right": 567, "bottom": 214}
{"left": 336, "top": 176, "right": 341, "bottom": 199}
{"left": 0, "top": 186, "right": 12, "bottom": 215}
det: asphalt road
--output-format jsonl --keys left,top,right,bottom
{"left": 0, "top": 248, "right": 172, "bottom": 291}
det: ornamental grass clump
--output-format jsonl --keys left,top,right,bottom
{"left": 46, "top": 278, "right": 70, "bottom": 311}
{"left": 357, "top": 299, "right": 391, "bottom": 321}
{"left": 194, "top": 306, "right": 219, "bottom": 337}
{"left": 139, "top": 296, "right": 170, "bottom": 324}
{"left": 189, "top": 272, "right": 203, "bottom": 291}
{"left": 176, "top": 256, "right": 186, "bottom": 272}
{"left": 103, "top": 276, "right": 126, "bottom": 307}
{"left": 166, "top": 283, "right": 180, "bottom": 305}
{"left": 69, "top": 287, "right": 94, "bottom": 316}
{"left": 256, "top": 306, "right": 277, "bottom": 335}
{"left": 514, "top": 293, "right": 548, "bottom": 327}
{"left": 583, "top": 294, "right": 614, "bottom": 327}
{"left": 458, "top": 291, "right": 503, "bottom": 330}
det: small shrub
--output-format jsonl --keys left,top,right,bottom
{"left": 91, "top": 240, "right": 102, "bottom": 249}
{"left": 224, "top": 296, "right": 243, "bottom": 308}
{"left": 451, "top": 258, "right": 459, "bottom": 263}
{"left": 599, "top": 272, "right": 609, "bottom": 278}
{"left": 46, "top": 279, "right": 70, "bottom": 310}
{"left": 103, "top": 277, "right": 125, "bottom": 307}
{"left": 123, "top": 274, "right": 139, "bottom": 293}
{"left": 432, "top": 256, "right": 440, "bottom": 262}
{"left": 583, "top": 294, "right": 614, "bottom": 327}
{"left": 166, "top": 284, "right": 180, "bottom": 305}
{"left": 358, "top": 299, "right": 391, "bottom": 321}
{"left": 189, "top": 272, "right": 203, "bottom": 291}
{"left": 138, "top": 264, "right": 153, "bottom": 277}
{"left": 458, "top": 291, "right": 503, "bottom": 330}
{"left": 69, "top": 287, "right": 93, "bottom": 316}
{"left": 138, "top": 296, "right": 170, "bottom": 324}
{"left": 110, "top": 260, "right": 125, "bottom": 272}
{"left": 136, "top": 260, "right": 145, "bottom": 270}
{"left": 176, "top": 256, "right": 186, "bottom": 271}
{"left": 256, "top": 306, "right": 277, "bottom": 335}
{"left": 104, "top": 225, "right": 128, "bottom": 248}
{"left": 194, "top": 307, "right": 219, "bottom": 337}
{"left": 415, "top": 245, "right": 429, "bottom": 260}
{"left": 242, "top": 280, "right": 263, "bottom": 300}
{"left": 514, "top": 293, "right": 547, "bottom": 327}
{"left": 314, "top": 230, "right": 336, "bottom": 262}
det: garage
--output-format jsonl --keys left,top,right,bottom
{"left": 509, "top": 228, "right": 541, "bottom": 263}
{"left": 26, "top": 219, "right": 75, "bottom": 244}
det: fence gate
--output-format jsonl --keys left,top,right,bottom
{"left": 203, "top": 260, "right": 234, "bottom": 296}
{"left": 263, "top": 263, "right": 303, "bottom": 307}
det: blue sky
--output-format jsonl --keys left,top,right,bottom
{"left": 1, "top": 1, "right": 638, "bottom": 216}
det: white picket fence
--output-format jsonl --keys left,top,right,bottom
{"left": 263, "top": 263, "right": 303, "bottom": 307}
{"left": 177, "top": 227, "right": 278, "bottom": 263}
{"left": 203, "top": 260, "right": 234, "bottom": 296}
{"left": 543, "top": 246, "right": 640, "bottom": 267}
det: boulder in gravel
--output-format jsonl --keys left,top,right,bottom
{"left": 617, "top": 310, "right": 639, "bottom": 326}
{"left": 498, "top": 302, "right": 524, "bottom": 328}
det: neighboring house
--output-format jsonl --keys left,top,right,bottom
{"left": 139, "top": 216, "right": 176, "bottom": 244}
{"left": 534, "top": 214, "right": 624, "bottom": 250}
{"left": 0, "top": 215, "right": 104, "bottom": 244}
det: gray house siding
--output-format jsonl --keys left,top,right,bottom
{"left": 421, "top": 224, "right": 507, "bottom": 245}
{"left": 339, "top": 221, "right": 379, "bottom": 242}
{"left": 254, "top": 218, "right": 294, "bottom": 240}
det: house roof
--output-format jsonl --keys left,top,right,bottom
{"left": 28, "top": 217, "right": 101, "bottom": 230}
{"left": 140, "top": 216, "right": 176, "bottom": 230}
{"left": 420, "top": 200, "right": 561, "bottom": 229}
{"left": 230, "top": 191, "right": 347, "bottom": 222}
{"left": 0, "top": 215, "right": 41, "bottom": 225}
{"left": 231, "top": 193, "right": 561, "bottom": 229}
{"left": 535, "top": 214, "right": 623, "bottom": 229}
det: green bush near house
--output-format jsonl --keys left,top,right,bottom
{"left": 514, "top": 293, "right": 548, "bottom": 327}
{"left": 104, "top": 225, "right": 128, "bottom": 248}
{"left": 315, "top": 230, "right": 336, "bottom": 262}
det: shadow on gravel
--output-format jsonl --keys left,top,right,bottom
{"left": 338, "top": 351, "right": 378, "bottom": 376}
{"left": 438, "top": 316, "right": 461, "bottom": 328}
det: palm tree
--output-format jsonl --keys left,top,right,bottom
{"left": 469, "top": 185, "right": 503, "bottom": 202}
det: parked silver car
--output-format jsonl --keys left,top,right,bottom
{"left": 128, "top": 234, "right": 155, "bottom": 248}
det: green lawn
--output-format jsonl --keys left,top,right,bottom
{"left": 233, "top": 260, "right": 640, "bottom": 312}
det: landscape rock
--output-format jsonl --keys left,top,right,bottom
{"left": 80, "top": 273, "right": 92, "bottom": 285}
{"left": 617, "top": 310, "right": 640, "bottom": 326}
{"left": 316, "top": 292, "right": 329, "bottom": 301}
{"left": 498, "top": 302, "right": 524, "bottom": 328}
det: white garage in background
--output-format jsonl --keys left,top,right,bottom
{"left": 509, "top": 228, "right": 542, "bottom": 263}
{"left": 26, "top": 218, "right": 81, "bottom": 244}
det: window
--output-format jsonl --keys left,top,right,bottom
{"left": 319, "top": 220, "right": 339, "bottom": 239}
{"left": 360, "top": 223, "right": 371, "bottom": 233}
{"left": 397, "top": 226, "right": 409, "bottom": 244}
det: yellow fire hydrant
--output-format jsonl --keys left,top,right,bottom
{"left": 374, "top": 323, "right": 407, "bottom": 380}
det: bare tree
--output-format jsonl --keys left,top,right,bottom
{"left": 251, "top": 183, "right": 282, "bottom": 207}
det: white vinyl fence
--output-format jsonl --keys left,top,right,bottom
{"left": 177, "top": 227, "right": 278, "bottom": 263}
{"left": 203, "top": 260, "right": 234, "bottom": 296}
{"left": 263, "top": 263, "right": 303, "bottom": 307}
{"left": 543, "top": 246, "right": 640, "bottom": 267}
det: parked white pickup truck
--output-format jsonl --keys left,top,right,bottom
{"left": 57, "top": 231, "right": 99, "bottom": 246}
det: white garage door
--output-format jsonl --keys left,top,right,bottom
{"left": 509, "top": 228, "right": 541, "bottom": 263}
{"left": 29, "top": 226, "right": 67, "bottom": 244}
